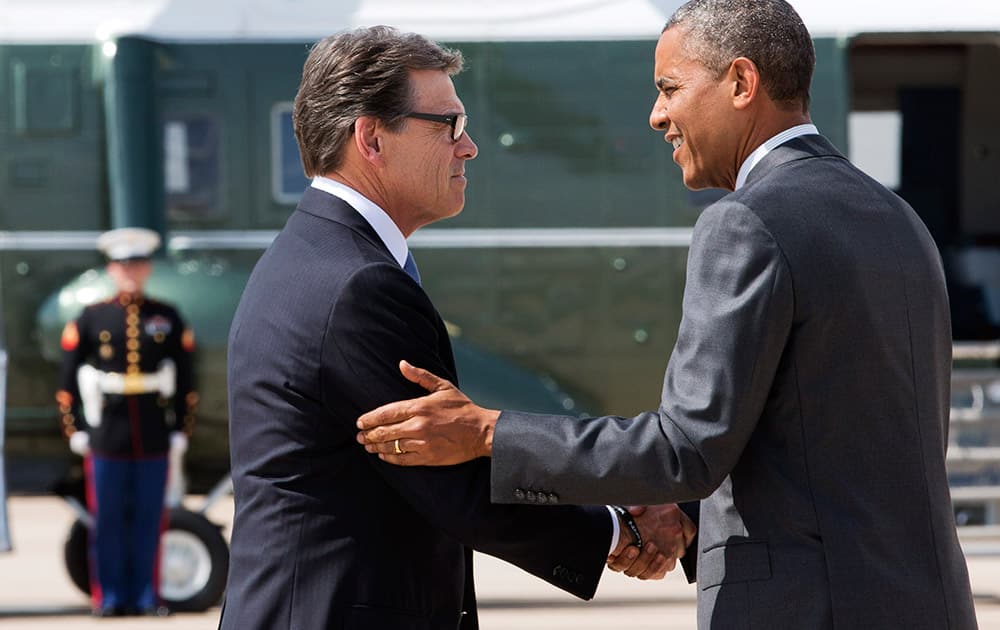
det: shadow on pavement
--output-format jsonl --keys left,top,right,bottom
{"left": 0, "top": 605, "right": 91, "bottom": 618}
{"left": 478, "top": 597, "right": 694, "bottom": 610}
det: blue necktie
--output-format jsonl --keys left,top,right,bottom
{"left": 403, "top": 252, "right": 421, "bottom": 286}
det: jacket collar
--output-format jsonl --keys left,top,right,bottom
{"left": 743, "top": 134, "right": 848, "bottom": 189}
{"left": 295, "top": 186, "right": 393, "bottom": 260}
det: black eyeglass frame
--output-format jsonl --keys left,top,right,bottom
{"left": 404, "top": 112, "right": 468, "bottom": 142}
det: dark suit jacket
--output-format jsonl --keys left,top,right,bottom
{"left": 491, "top": 136, "right": 978, "bottom": 629}
{"left": 220, "top": 188, "right": 611, "bottom": 630}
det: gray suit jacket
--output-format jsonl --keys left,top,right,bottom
{"left": 492, "top": 136, "right": 978, "bottom": 629}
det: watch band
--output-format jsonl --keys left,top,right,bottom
{"left": 611, "top": 505, "right": 643, "bottom": 549}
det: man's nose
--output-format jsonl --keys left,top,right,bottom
{"left": 649, "top": 95, "right": 670, "bottom": 130}
{"left": 457, "top": 131, "right": 478, "bottom": 159}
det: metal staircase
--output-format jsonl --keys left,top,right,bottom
{"left": 948, "top": 341, "right": 1000, "bottom": 554}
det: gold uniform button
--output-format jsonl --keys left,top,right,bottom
{"left": 126, "top": 315, "right": 139, "bottom": 325}
{"left": 126, "top": 339, "right": 139, "bottom": 350}
{"left": 127, "top": 351, "right": 140, "bottom": 363}
{"left": 99, "top": 330, "right": 111, "bottom": 342}
{"left": 154, "top": 332, "right": 165, "bottom": 343}
{"left": 126, "top": 327, "right": 139, "bottom": 338}
{"left": 99, "top": 344, "right": 114, "bottom": 360}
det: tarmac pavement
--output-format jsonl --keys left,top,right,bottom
{"left": 2, "top": 495, "right": 1000, "bottom": 629}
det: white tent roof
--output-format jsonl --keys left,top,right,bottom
{"left": 0, "top": 0, "right": 998, "bottom": 44}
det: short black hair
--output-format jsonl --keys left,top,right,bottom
{"left": 666, "top": 0, "right": 815, "bottom": 112}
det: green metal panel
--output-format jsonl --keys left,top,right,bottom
{"left": 811, "top": 37, "right": 850, "bottom": 152}
{"left": 0, "top": 249, "right": 103, "bottom": 487}
{"left": 449, "top": 40, "right": 695, "bottom": 230}
{"left": 12, "top": 60, "right": 78, "bottom": 134}
{"left": 421, "top": 246, "right": 689, "bottom": 415}
{"left": 151, "top": 39, "right": 700, "bottom": 231}
{"left": 0, "top": 44, "right": 107, "bottom": 230}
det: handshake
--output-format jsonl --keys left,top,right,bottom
{"left": 607, "top": 503, "right": 696, "bottom": 581}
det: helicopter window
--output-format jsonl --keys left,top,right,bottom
{"left": 848, "top": 110, "right": 902, "bottom": 190}
{"left": 164, "top": 114, "right": 222, "bottom": 221}
{"left": 271, "top": 103, "right": 310, "bottom": 205}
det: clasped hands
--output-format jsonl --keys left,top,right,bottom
{"left": 357, "top": 360, "right": 696, "bottom": 580}
{"left": 608, "top": 504, "right": 696, "bottom": 580}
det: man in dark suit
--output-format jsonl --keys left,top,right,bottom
{"left": 220, "top": 26, "right": 692, "bottom": 630}
{"left": 357, "top": 1, "right": 979, "bottom": 628}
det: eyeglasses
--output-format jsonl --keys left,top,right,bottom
{"left": 405, "top": 112, "right": 468, "bottom": 142}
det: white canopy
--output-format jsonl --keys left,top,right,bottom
{"left": 0, "top": 0, "right": 997, "bottom": 44}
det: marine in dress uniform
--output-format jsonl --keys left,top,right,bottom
{"left": 55, "top": 228, "right": 197, "bottom": 617}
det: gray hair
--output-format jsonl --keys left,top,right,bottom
{"left": 666, "top": 0, "right": 814, "bottom": 112}
{"left": 293, "top": 25, "right": 464, "bottom": 176}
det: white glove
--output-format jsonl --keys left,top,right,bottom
{"left": 165, "top": 432, "right": 189, "bottom": 508}
{"left": 169, "top": 431, "right": 189, "bottom": 456}
{"left": 69, "top": 431, "right": 91, "bottom": 456}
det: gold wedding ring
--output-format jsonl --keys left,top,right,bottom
{"left": 394, "top": 438, "right": 403, "bottom": 455}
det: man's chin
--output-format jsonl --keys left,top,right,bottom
{"left": 420, "top": 205, "right": 464, "bottom": 229}
{"left": 681, "top": 172, "right": 717, "bottom": 193}
{"left": 681, "top": 175, "right": 705, "bottom": 192}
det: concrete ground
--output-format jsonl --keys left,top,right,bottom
{"left": 2, "top": 495, "right": 1000, "bottom": 629}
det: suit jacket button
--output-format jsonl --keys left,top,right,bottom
{"left": 513, "top": 488, "right": 525, "bottom": 500}
{"left": 526, "top": 490, "right": 537, "bottom": 502}
{"left": 548, "top": 493, "right": 559, "bottom": 504}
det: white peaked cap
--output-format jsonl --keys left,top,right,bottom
{"left": 96, "top": 227, "right": 161, "bottom": 261}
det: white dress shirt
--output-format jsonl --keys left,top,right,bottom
{"left": 311, "top": 176, "right": 410, "bottom": 268}
{"left": 735, "top": 123, "right": 819, "bottom": 191}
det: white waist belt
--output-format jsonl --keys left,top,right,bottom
{"left": 98, "top": 367, "right": 175, "bottom": 396}
{"left": 77, "top": 361, "right": 176, "bottom": 428}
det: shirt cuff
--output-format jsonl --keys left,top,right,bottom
{"left": 606, "top": 505, "right": 620, "bottom": 556}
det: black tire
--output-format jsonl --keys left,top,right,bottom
{"left": 63, "top": 507, "right": 229, "bottom": 612}
{"left": 64, "top": 518, "right": 91, "bottom": 595}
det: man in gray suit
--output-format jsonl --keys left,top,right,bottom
{"left": 357, "top": 0, "right": 979, "bottom": 627}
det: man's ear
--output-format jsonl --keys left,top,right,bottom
{"left": 729, "top": 57, "right": 760, "bottom": 110}
{"left": 353, "top": 116, "right": 385, "bottom": 165}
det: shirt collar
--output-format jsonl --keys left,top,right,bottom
{"left": 734, "top": 123, "right": 819, "bottom": 190}
{"left": 310, "top": 176, "right": 409, "bottom": 268}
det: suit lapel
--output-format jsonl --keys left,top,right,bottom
{"left": 294, "top": 185, "right": 458, "bottom": 380}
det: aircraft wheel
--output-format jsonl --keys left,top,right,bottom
{"left": 63, "top": 518, "right": 91, "bottom": 596}
{"left": 158, "top": 508, "right": 229, "bottom": 611}
{"left": 63, "top": 507, "right": 229, "bottom": 612}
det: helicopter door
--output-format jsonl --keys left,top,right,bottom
{"left": 897, "top": 87, "right": 961, "bottom": 253}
